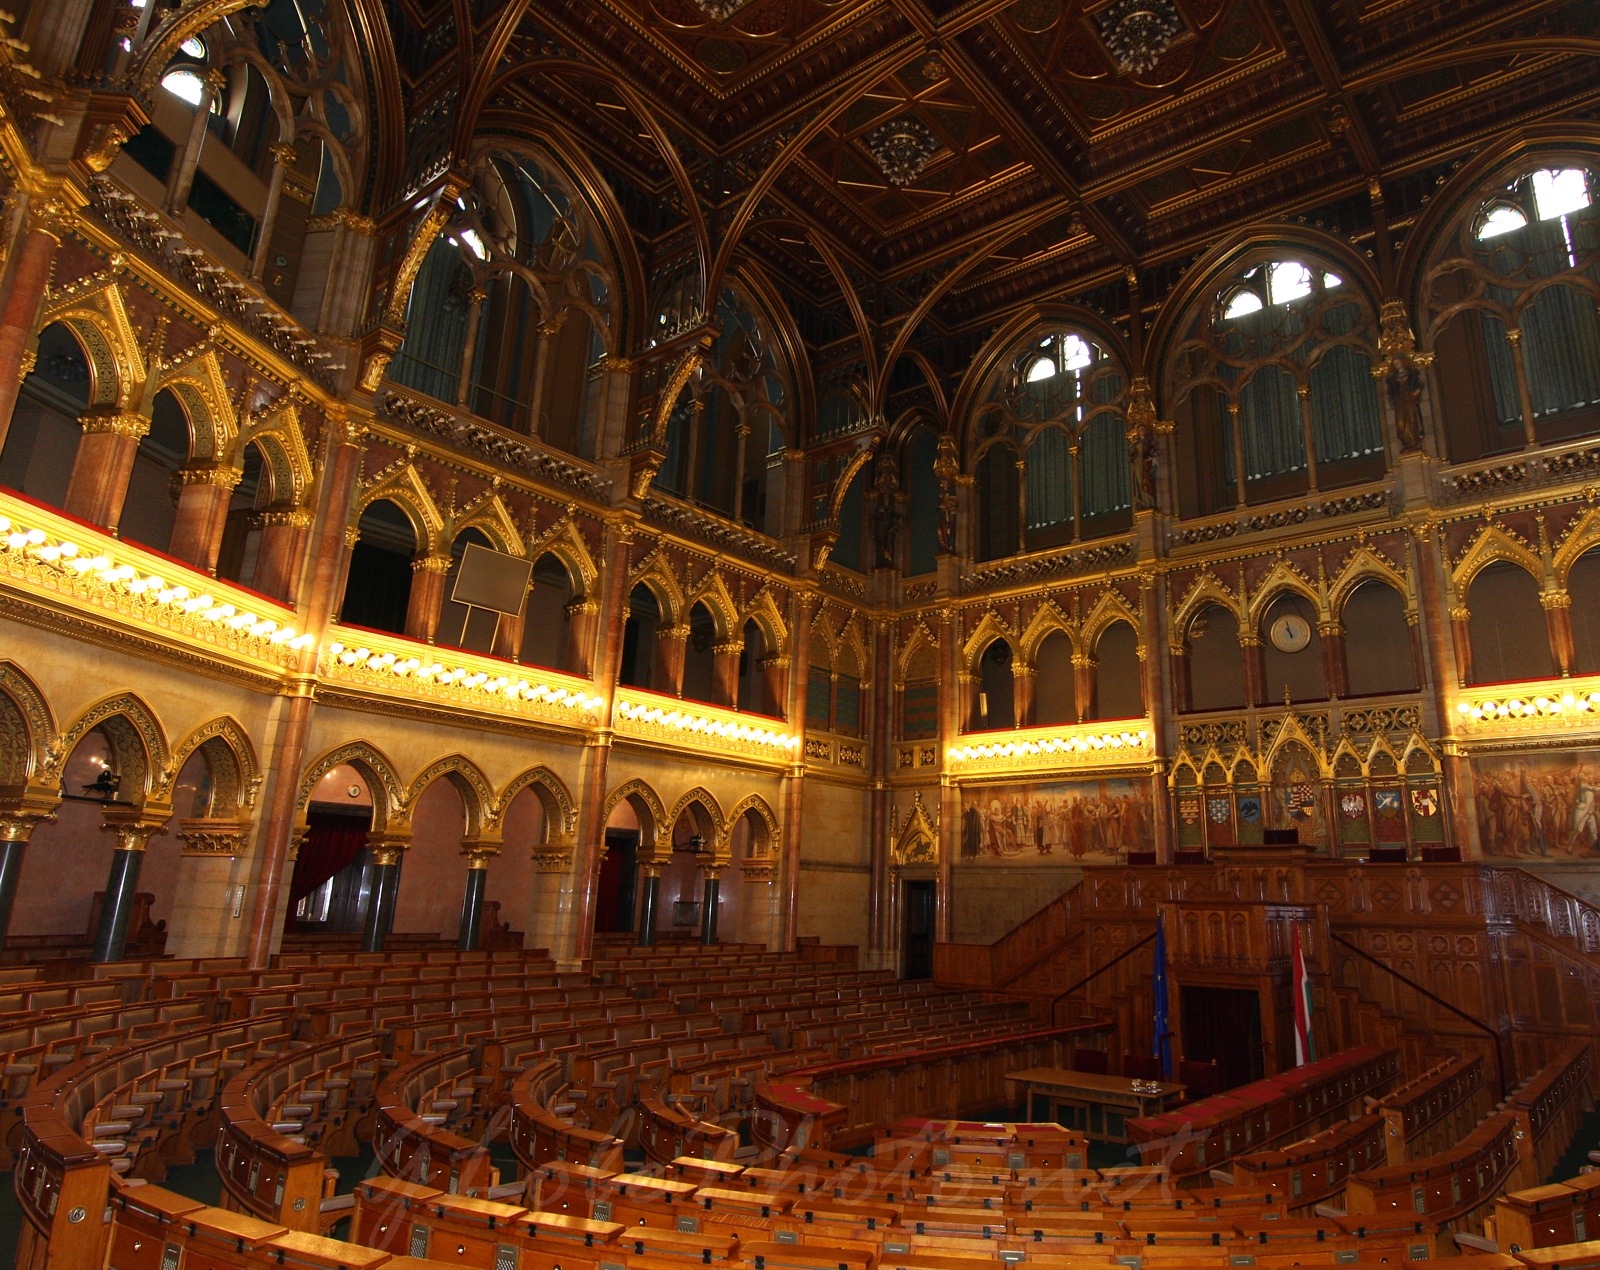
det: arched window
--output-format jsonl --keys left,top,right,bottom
{"left": 1571, "top": 549, "right": 1600, "bottom": 675}
{"left": 1187, "top": 604, "right": 1244, "bottom": 711}
{"left": 1172, "top": 256, "right": 1383, "bottom": 515}
{"left": 900, "top": 642, "right": 938, "bottom": 739}
{"left": 975, "top": 443, "right": 1020, "bottom": 562}
{"left": 1467, "top": 561, "right": 1553, "bottom": 684}
{"left": 834, "top": 644, "right": 863, "bottom": 737}
{"left": 1425, "top": 165, "right": 1600, "bottom": 458}
{"left": 521, "top": 555, "right": 573, "bottom": 671}
{"left": 904, "top": 428, "right": 941, "bottom": 576}
{"left": 1094, "top": 623, "right": 1143, "bottom": 720}
{"left": 120, "top": 390, "right": 191, "bottom": 554}
{"left": 977, "top": 639, "right": 1015, "bottom": 730}
{"left": 978, "top": 329, "right": 1129, "bottom": 555}
{"left": 831, "top": 467, "right": 868, "bottom": 572}
{"left": 1343, "top": 581, "right": 1417, "bottom": 695}
{"left": 656, "top": 285, "right": 790, "bottom": 526}
{"left": 682, "top": 603, "right": 718, "bottom": 704}
{"left": 0, "top": 323, "right": 89, "bottom": 509}
{"left": 340, "top": 500, "right": 416, "bottom": 633}
{"left": 388, "top": 149, "right": 618, "bottom": 459}
{"left": 619, "top": 585, "right": 660, "bottom": 689}
{"left": 1034, "top": 631, "right": 1076, "bottom": 725}
{"left": 216, "top": 442, "right": 271, "bottom": 587}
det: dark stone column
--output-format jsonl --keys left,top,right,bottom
{"left": 637, "top": 866, "right": 660, "bottom": 948}
{"left": 92, "top": 845, "right": 146, "bottom": 963}
{"left": 0, "top": 789, "right": 57, "bottom": 949}
{"left": 457, "top": 847, "right": 493, "bottom": 951}
{"left": 362, "top": 841, "right": 405, "bottom": 952}
{"left": 700, "top": 870, "right": 722, "bottom": 946}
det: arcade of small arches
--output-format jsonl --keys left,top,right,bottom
{"left": 0, "top": 659, "right": 783, "bottom": 960}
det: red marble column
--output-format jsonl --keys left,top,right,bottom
{"left": 1012, "top": 667, "right": 1035, "bottom": 728}
{"left": 1073, "top": 654, "right": 1098, "bottom": 722}
{"left": 252, "top": 509, "right": 312, "bottom": 604}
{"left": 780, "top": 594, "right": 817, "bottom": 951}
{"left": 1170, "top": 646, "right": 1192, "bottom": 713}
{"left": 1450, "top": 609, "right": 1474, "bottom": 688}
{"left": 569, "top": 522, "right": 635, "bottom": 962}
{"left": 761, "top": 655, "right": 789, "bottom": 720}
{"left": 404, "top": 555, "right": 450, "bottom": 643}
{"left": 166, "top": 467, "right": 239, "bottom": 574}
{"left": 565, "top": 598, "right": 600, "bottom": 677}
{"left": 713, "top": 641, "right": 741, "bottom": 707}
{"left": 63, "top": 412, "right": 148, "bottom": 531}
{"left": 0, "top": 223, "right": 62, "bottom": 455}
{"left": 1319, "top": 623, "right": 1348, "bottom": 698}
{"left": 1544, "top": 595, "right": 1575, "bottom": 677}
{"left": 1241, "top": 635, "right": 1268, "bottom": 706}
{"left": 492, "top": 608, "right": 524, "bottom": 661}
{"left": 657, "top": 625, "right": 688, "bottom": 696}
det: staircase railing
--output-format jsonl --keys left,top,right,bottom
{"left": 1049, "top": 931, "right": 1156, "bottom": 1027}
{"left": 1328, "top": 930, "right": 1512, "bottom": 1095}
{"left": 1485, "top": 866, "right": 1600, "bottom": 958}
{"left": 991, "top": 880, "right": 1085, "bottom": 986}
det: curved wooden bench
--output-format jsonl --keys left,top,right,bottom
{"left": 15, "top": 1014, "right": 293, "bottom": 1269}
{"left": 507, "top": 1056, "right": 625, "bottom": 1172}
{"left": 216, "top": 1033, "right": 384, "bottom": 1231}
{"left": 373, "top": 1047, "right": 494, "bottom": 1197}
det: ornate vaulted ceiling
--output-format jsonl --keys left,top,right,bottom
{"left": 379, "top": 0, "right": 1600, "bottom": 352}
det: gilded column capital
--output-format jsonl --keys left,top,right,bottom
{"left": 178, "top": 463, "right": 242, "bottom": 490}
{"left": 1540, "top": 590, "right": 1573, "bottom": 610}
{"left": 713, "top": 641, "right": 744, "bottom": 656}
{"left": 367, "top": 832, "right": 411, "bottom": 866}
{"left": 79, "top": 411, "right": 150, "bottom": 439}
{"left": 0, "top": 783, "right": 61, "bottom": 843}
{"left": 462, "top": 843, "right": 498, "bottom": 869}
{"left": 412, "top": 554, "right": 452, "bottom": 574}
{"left": 259, "top": 507, "right": 314, "bottom": 530}
{"left": 177, "top": 819, "right": 251, "bottom": 856}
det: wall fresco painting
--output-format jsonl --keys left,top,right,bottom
{"left": 960, "top": 778, "right": 1153, "bottom": 863}
{"left": 1472, "top": 752, "right": 1600, "bottom": 858}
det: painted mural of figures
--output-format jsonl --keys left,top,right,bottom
{"left": 1473, "top": 754, "right": 1600, "bottom": 857}
{"left": 959, "top": 778, "right": 1152, "bottom": 863}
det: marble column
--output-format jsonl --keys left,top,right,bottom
{"left": 404, "top": 554, "right": 451, "bottom": 643}
{"left": 1543, "top": 593, "right": 1575, "bottom": 677}
{"left": 91, "top": 812, "right": 169, "bottom": 963}
{"left": 0, "top": 217, "right": 63, "bottom": 452}
{"left": 700, "top": 866, "right": 723, "bottom": 946}
{"left": 167, "top": 464, "right": 241, "bottom": 574}
{"left": 0, "top": 786, "right": 59, "bottom": 949}
{"left": 64, "top": 410, "right": 150, "bottom": 532}
{"left": 713, "top": 640, "right": 742, "bottom": 707}
{"left": 457, "top": 846, "right": 494, "bottom": 951}
{"left": 250, "top": 142, "right": 299, "bottom": 281}
{"left": 657, "top": 624, "right": 688, "bottom": 696}
{"left": 637, "top": 862, "right": 661, "bottom": 947}
{"left": 252, "top": 508, "right": 313, "bottom": 603}
{"left": 361, "top": 837, "right": 406, "bottom": 953}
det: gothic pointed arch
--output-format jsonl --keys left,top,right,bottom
{"left": 0, "top": 662, "right": 56, "bottom": 786}
{"left": 727, "top": 793, "right": 780, "bottom": 860}
{"left": 38, "top": 277, "right": 145, "bottom": 409}
{"left": 527, "top": 515, "right": 600, "bottom": 598}
{"left": 963, "top": 610, "right": 1019, "bottom": 675}
{"left": 603, "top": 778, "right": 667, "bottom": 854}
{"left": 1553, "top": 506, "right": 1600, "bottom": 586}
{"left": 1329, "top": 544, "right": 1414, "bottom": 615}
{"left": 1247, "top": 560, "right": 1327, "bottom": 628}
{"left": 495, "top": 766, "right": 579, "bottom": 845}
{"left": 628, "top": 556, "right": 686, "bottom": 628}
{"left": 353, "top": 463, "right": 445, "bottom": 556}
{"left": 398, "top": 754, "right": 495, "bottom": 838}
{"left": 155, "top": 347, "right": 238, "bottom": 463}
{"left": 667, "top": 786, "right": 728, "bottom": 853}
{"left": 447, "top": 492, "right": 525, "bottom": 556}
{"left": 892, "top": 795, "right": 938, "bottom": 867}
{"left": 1452, "top": 523, "right": 1549, "bottom": 593}
{"left": 739, "top": 589, "right": 790, "bottom": 661}
{"left": 685, "top": 571, "right": 740, "bottom": 643}
{"left": 1018, "top": 600, "right": 1079, "bottom": 666}
{"left": 296, "top": 741, "right": 405, "bottom": 832}
{"left": 161, "top": 717, "right": 263, "bottom": 812}
{"left": 1171, "top": 573, "right": 1244, "bottom": 641}
{"left": 1082, "top": 589, "right": 1145, "bottom": 652}
{"left": 47, "top": 693, "right": 171, "bottom": 801}
{"left": 237, "top": 398, "right": 314, "bottom": 509}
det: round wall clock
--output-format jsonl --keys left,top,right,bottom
{"left": 347, "top": 785, "right": 362, "bottom": 799}
{"left": 1270, "top": 613, "right": 1312, "bottom": 653}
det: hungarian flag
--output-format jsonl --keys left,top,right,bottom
{"left": 1291, "top": 921, "right": 1315, "bottom": 1066}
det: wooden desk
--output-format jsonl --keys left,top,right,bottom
{"left": 1007, "top": 1068, "right": 1184, "bottom": 1144}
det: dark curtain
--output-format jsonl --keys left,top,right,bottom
{"left": 288, "top": 810, "right": 371, "bottom": 909}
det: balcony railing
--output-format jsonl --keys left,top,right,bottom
{"left": 946, "top": 717, "right": 1154, "bottom": 774}
{"left": 1452, "top": 673, "right": 1600, "bottom": 737}
{"left": 0, "top": 488, "right": 309, "bottom": 672}
{"left": 612, "top": 689, "right": 799, "bottom": 765}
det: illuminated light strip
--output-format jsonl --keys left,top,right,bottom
{"left": 1457, "top": 691, "right": 1600, "bottom": 722}
{"left": 0, "top": 511, "right": 312, "bottom": 648}
{"left": 614, "top": 698, "right": 800, "bottom": 751}
{"left": 326, "top": 641, "right": 605, "bottom": 711}
{"left": 947, "top": 728, "right": 1151, "bottom": 763}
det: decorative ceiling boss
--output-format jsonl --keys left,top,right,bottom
{"left": 1096, "top": 0, "right": 1185, "bottom": 76}
{"left": 863, "top": 116, "right": 944, "bottom": 187}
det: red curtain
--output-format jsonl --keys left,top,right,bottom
{"left": 287, "top": 814, "right": 370, "bottom": 910}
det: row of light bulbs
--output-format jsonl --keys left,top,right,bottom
{"left": 949, "top": 729, "right": 1151, "bottom": 762}
{"left": 1457, "top": 691, "right": 1600, "bottom": 720}
{"left": 615, "top": 699, "right": 800, "bottom": 750}
{"left": 325, "top": 642, "right": 605, "bottom": 710}
{"left": 0, "top": 514, "right": 312, "bottom": 647}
